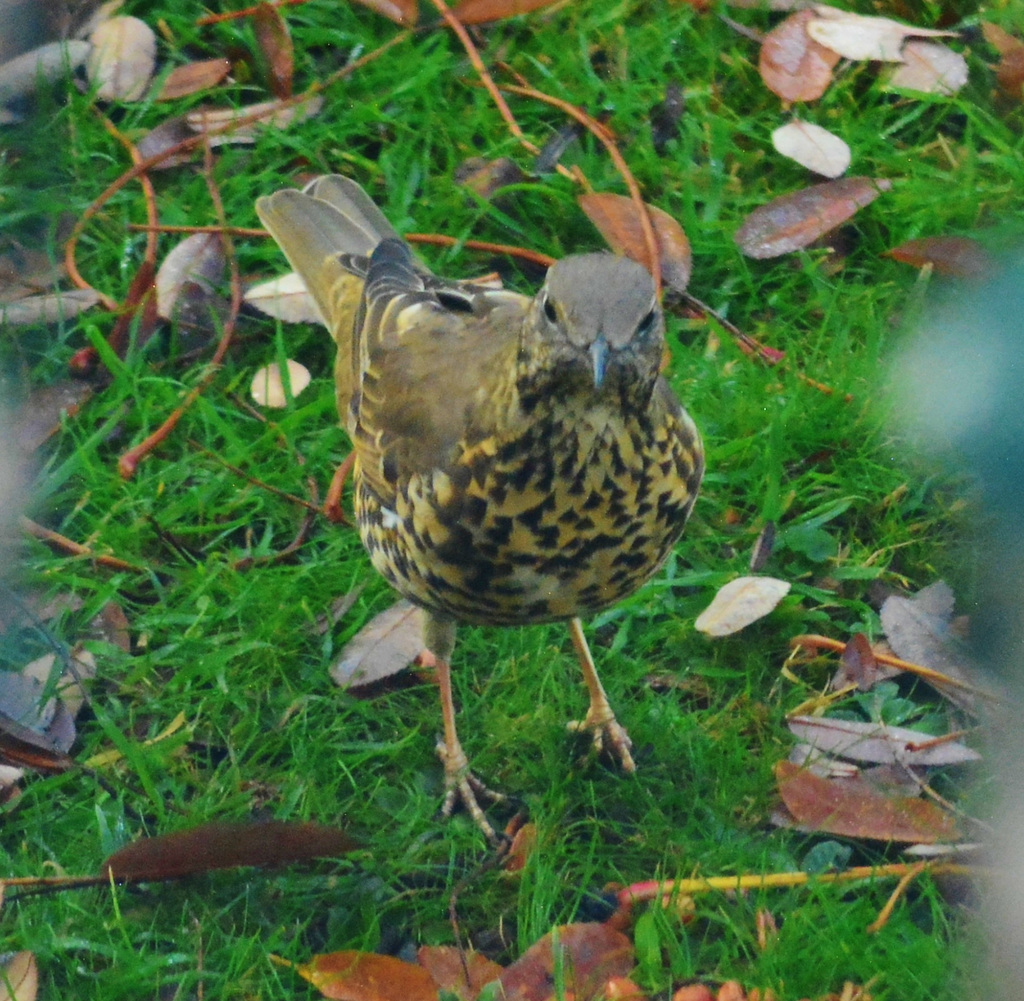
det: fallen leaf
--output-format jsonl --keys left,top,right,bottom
{"left": 136, "top": 115, "right": 197, "bottom": 167}
{"left": 455, "top": 157, "right": 526, "bottom": 200}
{"left": 499, "top": 923, "right": 634, "bottom": 1001}
{"left": 154, "top": 232, "right": 224, "bottom": 320}
{"left": 252, "top": 1, "right": 293, "bottom": 98}
{"left": 295, "top": 951, "right": 437, "bottom": 1001}
{"left": 0, "top": 243, "right": 66, "bottom": 303}
{"left": 880, "top": 581, "right": 983, "bottom": 710}
{"left": 0, "top": 951, "right": 37, "bottom": 1001}
{"left": 759, "top": 10, "right": 841, "bottom": 103}
{"left": 771, "top": 121, "right": 850, "bottom": 178}
{"left": 749, "top": 521, "right": 776, "bottom": 572}
{"left": 416, "top": 946, "right": 503, "bottom": 1001}
{"left": 450, "top": 0, "right": 563, "bottom": 25}
{"left": 154, "top": 58, "right": 231, "bottom": 100}
{"left": 672, "top": 987, "right": 714, "bottom": 1001}
{"left": 102, "top": 820, "right": 358, "bottom": 882}
{"left": 0, "top": 654, "right": 75, "bottom": 750}
{"left": 831, "top": 631, "right": 899, "bottom": 692}
{"left": 886, "top": 41, "right": 968, "bottom": 96}
{"left": 250, "top": 359, "right": 312, "bottom": 408}
{"left": 604, "top": 977, "right": 646, "bottom": 1000}
{"left": 0, "top": 288, "right": 100, "bottom": 325}
{"left": 885, "top": 236, "right": 993, "bottom": 278}
{"left": 12, "top": 379, "right": 94, "bottom": 453}
{"left": 186, "top": 95, "right": 323, "bottom": 145}
{"left": 331, "top": 600, "right": 424, "bottom": 688}
{"left": 734, "top": 176, "right": 892, "bottom": 259}
{"left": 351, "top": 0, "right": 419, "bottom": 25}
{"left": 87, "top": 15, "right": 157, "bottom": 101}
{"left": 650, "top": 81, "right": 685, "bottom": 155}
{"left": 805, "top": 7, "right": 957, "bottom": 62}
{"left": 787, "top": 715, "right": 981, "bottom": 767}
{"left": 0, "top": 710, "right": 75, "bottom": 774}
{"left": 695, "top": 577, "right": 791, "bottom": 637}
{"left": 501, "top": 820, "right": 538, "bottom": 874}
{"left": 715, "top": 983, "right": 745, "bottom": 1001}
{"left": 245, "top": 272, "right": 324, "bottom": 324}
{"left": 578, "top": 193, "right": 692, "bottom": 293}
{"left": 775, "top": 760, "right": 959, "bottom": 841}
{"left": 982, "top": 22, "right": 1024, "bottom": 99}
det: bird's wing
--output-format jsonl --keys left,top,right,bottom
{"left": 351, "top": 238, "right": 530, "bottom": 506}
{"left": 256, "top": 177, "right": 414, "bottom": 418}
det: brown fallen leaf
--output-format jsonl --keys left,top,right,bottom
{"left": 252, "top": 1, "right": 293, "bottom": 99}
{"left": 450, "top": 0, "right": 563, "bottom": 25}
{"left": 136, "top": 115, "right": 197, "bottom": 168}
{"left": 672, "top": 986, "right": 714, "bottom": 1001}
{"left": 694, "top": 577, "right": 791, "bottom": 637}
{"left": 86, "top": 601, "right": 132, "bottom": 654}
{"left": 759, "top": 10, "right": 841, "bottom": 103}
{"left": 603, "top": 976, "right": 647, "bottom": 1000}
{"left": 102, "top": 820, "right": 358, "bottom": 882}
{"left": 455, "top": 157, "right": 526, "bottom": 200}
{"left": 831, "top": 631, "right": 899, "bottom": 692}
{"left": 330, "top": 600, "right": 423, "bottom": 689}
{"left": 715, "top": 983, "right": 745, "bottom": 1001}
{"left": 0, "top": 710, "right": 76, "bottom": 774}
{"left": 501, "top": 820, "right": 538, "bottom": 874}
{"left": 982, "top": 22, "right": 1024, "bottom": 100}
{"left": 416, "top": 946, "right": 503, "bottom": 1001}
{"left": 885, "top": 236, "right": 993, "bottom": 279}
{"left": 775, "top": 760, "right": 959, "bottom": 842}
{"left": 578, "top": 193, "right": 692, "bottom": 294}
{"left": 734, "top": 177, "right": 892, "bottom": 259}
{"left": 498, "top": 923, "right": 634, "bottom": 1001}
{"left": 295, "top": 951, "right": 438, "bottom": 1001}
{"left": 154, "top": 58, "right": 231, "bottom": 101}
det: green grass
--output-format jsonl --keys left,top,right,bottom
{"left": 1, "top": 0, "right": 1022, "bottom": 996}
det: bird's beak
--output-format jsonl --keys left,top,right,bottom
{"left": 589, "top": 336, "right": 608, "bottom": 389}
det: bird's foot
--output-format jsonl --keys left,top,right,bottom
{"left": 436, "top": 737, "right": 506, "bottom": 845}
{"left": 567, "top": 706, "right": 636, "bottom": 773}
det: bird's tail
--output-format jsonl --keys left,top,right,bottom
{"left": 255, "top": 175, "right": 401, "bottom": 333}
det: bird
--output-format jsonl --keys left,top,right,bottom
{"left": 256, "top": 175, "right": 704, "bottom": 842}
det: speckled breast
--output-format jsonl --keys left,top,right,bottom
{"left": 356, "top": 405, "right": 702, "bottom": 626}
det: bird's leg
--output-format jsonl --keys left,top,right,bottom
{"left": 423, "top": 614, "right": 505, "bottom": 843}
{"left": 566, "top": 617, "right": 636, "bottom": 772}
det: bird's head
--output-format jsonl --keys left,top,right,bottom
{"left": 518, "top": 253, "right": 664, "bottom": 410}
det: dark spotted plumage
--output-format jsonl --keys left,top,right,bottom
{"left": 256, "top": 175, "right": 704, "bottom": 842}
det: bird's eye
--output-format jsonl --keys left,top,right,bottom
{"left": 542, "top": 294, "right": 558, "bottom": 324}
{"left": 636, "top": 308, "right": 658, "bottom": 337}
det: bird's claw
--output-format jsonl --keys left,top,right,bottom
{"left": 436, "top": 737, "right": 506, "bottom": 845}
{"left": 567, "top": 710, "right": 636, "bottom": 773}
